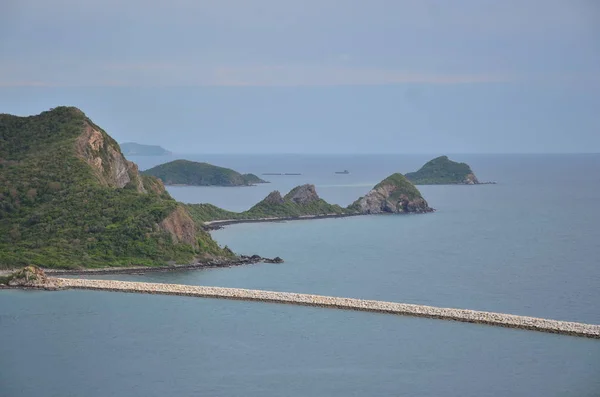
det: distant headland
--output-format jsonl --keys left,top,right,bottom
{"left": 120, "top": 142, "right": 172, "bottom": 156}
{"left": 142, "top": 159, "right": 268, "bottom": 187}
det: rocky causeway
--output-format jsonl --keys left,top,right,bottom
{"left": 30, "top": 277, "right": 600, "bottom": 340}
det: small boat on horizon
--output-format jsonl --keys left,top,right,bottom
{"left": 335, "top": 170, "right": 350, "bottom": 174}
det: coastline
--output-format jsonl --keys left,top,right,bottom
{"left": 3, "top": 255, "right": 283, "bottom": 277}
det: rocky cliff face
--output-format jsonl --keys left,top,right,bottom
{"left": 262, "top": 191, "right": 285, "bottom": 205}
{"left": 464, "top": 173, "right": 479, "bottom": 185}
{"left": 76, "top": 122, "right": 146, "bottom": 193}
{"left": 351, "top": 173, "right": 433, "bottom": 214}
{"left": 284, "top": 184, "right": 319, "bottom": 204}
{"left": 159, "top": 206, "right": 199, "bottom": 247}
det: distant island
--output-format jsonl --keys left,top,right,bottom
{"left": 142, "top": 160, "right": 268, "bottom": 187}
{"left": 405, "top": 156, "right": 486, "bottom": 185}
{"left": 187, "top": 173, "right": 433, "bottom": 226}
{"left": 120, "top": 142, "right": 172, "bottom": 156}
{"left": 0, "top": 107, "right": 231, "bottom": 269}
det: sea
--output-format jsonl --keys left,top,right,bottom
{"left": 1, "top": 154, "right": 599, "bottom": 397}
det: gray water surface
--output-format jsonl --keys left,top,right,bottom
{"left": 2, "top": 154, "right": 599, "bottom": 396}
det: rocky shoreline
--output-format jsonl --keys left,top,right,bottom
{"left": 27, "top": 255, "right": 284, "bottom": 276}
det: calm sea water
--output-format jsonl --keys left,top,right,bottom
{"left": 2, "top": 154, "right": 600, "bottom": 396}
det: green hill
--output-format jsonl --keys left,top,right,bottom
{"left": 0, "top": 107, "right": 229, "bottom": 269}
{"left": 405, "top": 156, "right": 479, "bottom": 185}
{"left": 142, "top": 160, "right": 267, "bottom": 186}
{"left": 120, "top": 142, "right": 171, "bottom": 156}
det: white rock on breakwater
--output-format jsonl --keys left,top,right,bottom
{"left": 53, "top": 278, "right": 600, "bottom": 339}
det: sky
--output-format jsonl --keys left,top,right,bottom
{"left": 1, "top": 0, "right": 599, "bottom": 153}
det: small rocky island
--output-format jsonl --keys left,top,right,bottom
{"left": 120, "top": 142, "right": 172, "bottom": 156}
{"left": 142, "top": 159, "right": 268, "bottom": 186}
{"left": 405, "top": 156, "right": 482, "bottom": 185}
{"left": 348, "top": 173, "right": 433, "bottom": 214}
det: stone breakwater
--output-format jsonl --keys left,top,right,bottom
{"left": 54, "top": 278, "right": 600, "bottom": 339}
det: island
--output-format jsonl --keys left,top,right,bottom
{"left": 120, "top": 142, "right": 172, "bottom": 156}
{"left": 0, "top": 107, "right": 234, "bottom": 269}
{"left": 405, "top": 156, "right": 482, "bottom": 185}
{"left": 186, "top": 173, "right": 433, "bottom": 226}
{"left": 348, "top": 173, "right": 434, "bottom": 214}
{"left": 142, "top": 159, "right": 268, "bottom": 186}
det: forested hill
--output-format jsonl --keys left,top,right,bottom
{"left": 142, "top": 159, "right": 267, "bottom": 186}
{"left": 0, "top": 107, "right": 228, "bottom": 269}
{"left": 405, "top": 156, "right": 480, "bottom": 185}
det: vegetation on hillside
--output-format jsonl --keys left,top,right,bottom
{"left": 186, "top": 186, "right": 348, "bottom": 224}
{"left": 405, "top": 156, "right": 478, "bottom": 185}
{"left": 374, "top": 173, "right": 423, "bottom": 201}
{"left": 0, "top": 107, "right": 229, "bottom": 269}
{"left": 142, "top": 159, "right": 268, "bottom": 186}
{"left": 347, "top": 172, "right": 429, "bottom": 213}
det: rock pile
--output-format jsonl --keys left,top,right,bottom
{"left": 1, "top": 266, "right": 59, "bottom": 289}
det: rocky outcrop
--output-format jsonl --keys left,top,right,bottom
{"left": 350, "top": 173, "right": 433, "bottom": 214}
{"left": 159, "top": 205, "right": 199, "bottom": 247}
{"left": 1, "top": 266, "right": 58, "bottom": 289}
{"left": 284, "top": 184, "right": 319, "bottom": 204}
{"left": 76, "top": 122, "right": 146, "bottom": 192}
{"left": 464, "top": 173, "right": 479, "bottom": 185}
{"left": 262, "top": 191, "right": 285, "bottom": 205}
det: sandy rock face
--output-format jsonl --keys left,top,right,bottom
{"left": 76, "top": 123, "right": 146, "bottom": 192}
{"left": 159, "top": 206, "right": 199, "bottom": 247}
{"left": 463, "top": 173, "right": 479, "bottom": 185}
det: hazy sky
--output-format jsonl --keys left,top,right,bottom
{"left": 1, "top": 0, "right": 599, "bottom": 153}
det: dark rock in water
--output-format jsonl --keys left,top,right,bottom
{"left": 264, "top": 256, "right": 284, "bottom": 264}
{"left": 349, "top": 173, "right": 433, "bottom": 214}
{"left": 237, "top": 255, "right": 284, "bottom": 265}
